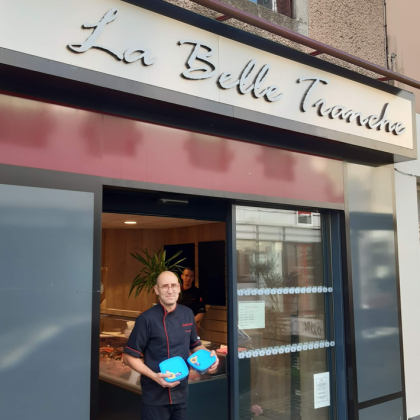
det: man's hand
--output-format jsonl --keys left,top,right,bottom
{"left": 154, "top": 372, "right": 180, "bottom": 388}
{"left": 208, "top": 350, "right": 219, "bottom": 373}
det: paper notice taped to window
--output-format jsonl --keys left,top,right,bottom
{"left": 314, "top": 372, "right": 330, "bottom": 409}
{"left": 238, "top": 301, "right": 265, "bottom": 329}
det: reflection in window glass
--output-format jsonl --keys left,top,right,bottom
{"left": 236, "top": 206, "right": 334, "bottom": 420}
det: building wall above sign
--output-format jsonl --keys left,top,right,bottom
{"left": 0, "top": 0, "right": 416, "bottom": 157}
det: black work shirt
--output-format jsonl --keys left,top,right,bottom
{"left": 124, "top": 303, "right": 201, "bottom": 405}
{"left": 178, "top": 286, "right": 206, "bottom": 316}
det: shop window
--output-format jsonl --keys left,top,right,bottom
{"left": 236, "top": 206, "right": 334, "bottom": 420}
{"left": 249, "top": 0, "right": 293, "bottom": 17}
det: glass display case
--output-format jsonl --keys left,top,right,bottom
{"left": 99, "top": 314, "right": 227, "bottom": 394}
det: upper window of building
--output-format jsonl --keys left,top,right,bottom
{"left": 249, "top": 0, "right": 293, "bottom": 18}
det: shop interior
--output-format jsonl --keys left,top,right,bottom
{"left": 98, "top": 210, "right": 228, "bottom": 419}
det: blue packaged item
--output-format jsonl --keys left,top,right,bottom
{"left": 187, "top": 349, "right": 217, "bottom": 374}
{"left": 159, "top": 356, "right": 189, "bottom": 383}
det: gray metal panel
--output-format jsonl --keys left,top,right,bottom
{"left": 0, "top": 184, "right": 94, "bottom": 420}
{"left": 359, "top": 398, "right": 403, "bottom": 420}
{"left": 346, "top": 164, "right": 402, "bottom": 402}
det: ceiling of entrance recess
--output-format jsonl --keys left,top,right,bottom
{"left": 102, "top": 213, "right": 217, "bottom": 229}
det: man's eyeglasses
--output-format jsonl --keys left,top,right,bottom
{"left": 156, "top": 283, "right": 180, "bottom": 292}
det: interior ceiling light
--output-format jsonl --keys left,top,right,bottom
{"left": 124, "top": 221, "right": 137, "bottom": 224}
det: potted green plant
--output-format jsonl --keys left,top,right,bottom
{"left": 129, "top": 248, "right": 185, "bottom": 298}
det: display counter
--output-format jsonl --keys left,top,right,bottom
{"left": 99, "top": 314, "right": 227, "bottom": 394}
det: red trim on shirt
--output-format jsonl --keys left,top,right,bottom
{"left": 162, "top": 308, "right": 172, "bottom": 404}
{"left": 125, "top": 346, "right": 142, "bottom": 355}
{"left": 190, "top": 339, "right": 200, "bottom": 348}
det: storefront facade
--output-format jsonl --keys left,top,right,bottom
{"left": 0, "top": 1, "right": 416, "bottom": 420}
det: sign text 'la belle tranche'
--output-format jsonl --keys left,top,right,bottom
{"left": 68, "top": 8, "right": 406, "bottom": 136}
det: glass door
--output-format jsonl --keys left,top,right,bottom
{"left": 234, "top": 205, "right": 337, "bottom": 420}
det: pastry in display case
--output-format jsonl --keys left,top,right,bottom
{"left": 99, "top": 314, "right": 227, "bottom": 393}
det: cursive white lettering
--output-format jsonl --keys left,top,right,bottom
{"left": 266, "top": 85, "right": 283, "bottom": 102}
{"left": 68, "top": 9, "right": 123, "bottom": 60}
{"left": 68, "top": 8, "right": 156, "bottom": 67}
{"left": 123, "top": 47, "right": 156, "bottom": 65}
{"left": 179, "top": 40, "right": 216, "bottom": 80}
{"left": 239, "top": 60, "right": 256, "bottom": 94}
{"left": 253, "top": 64, "right": 270, "bottom": 98}
{"left": 218, "top": 72, "right": 238, "bottom": 89}
{"left": 218, "top": 60, "right": 282, "bottom": 102}
{"left": 299, "top": 77, "right": 405, "bottom": 135}
{"left": 298, "top": 77, "right": 329, "bottom": 112}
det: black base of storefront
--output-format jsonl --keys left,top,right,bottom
{"left": 98, "top": 378, "right": 228, "bottom": 420}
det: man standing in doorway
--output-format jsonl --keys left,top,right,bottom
{"left": 178, "top": 267, "right": 206, "bottom": 327}
{"left": 123, "top": 271, "right": 219, "bottom": 420}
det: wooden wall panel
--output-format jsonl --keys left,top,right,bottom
{"left": 101, "top": 228, "right": 165, "bottom": 313}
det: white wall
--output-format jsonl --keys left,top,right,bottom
{"left": 394, "top": 114, "right": 420, "bottom": 419}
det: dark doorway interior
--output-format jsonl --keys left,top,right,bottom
{"left": 98, "top": 188, "right": 229, "bottom": 420}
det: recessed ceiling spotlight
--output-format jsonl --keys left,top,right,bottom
{"left": 124, "top": 221, "right": 137, "bottom": 224}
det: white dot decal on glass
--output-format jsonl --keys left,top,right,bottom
{"left": 264, "top": 289, "right": 270, "bottom": 295}
{"left": 252, "top": 351, "right": 259, "bottom": 357}
{"left": 328, "top": 287, "right": 333, "bottom": 293}
{"left": 289, "top": 287, "right": 295, "bottom": 294}
{"left": 258, "top": 289, "right": 264, "bottom": 295}
{"left": 300, "top": 287, "right": 305, "bottom": 294}
{"left": 297, "top": 345, "right": 302, "bottom": 352}
{"left": 245, "top": 289, "right": 251, "bottom": 296}
{"left": 246, "top": 351, "right": 252, "bottom": 358}
{"left": 323, "top": 287, "right": 328, "bottom": 293}
{"left": 238, "top": 289, "right": 244, "bottom": 296}
{"left": 317, "top": 286, "right": 323, "bottom": 293}
{"left": 303, "top": 345, "right": 308, "bottom": 351}
{"left": 314, "top": 342, "right": 320, "bottom": 349}
{"left": 251, "top": 289, "right": 258, "bottom": 295}
{"left": 285, "top": 347, "right": 291, "bottom": 353}
{"left": 295, "top": 287, "right": 301, "bottom": 294}
{"left": 239, "top": 352, "right": 245, "bottom": 359}
{"left": 309, "top": 343, "right": 314, "bottom": 350}
{"left": 325, "top": 342, "right": 330, "bottom": 348}
{"left": 330, "top": 341, "right": 335, "bottom": 347}
{"left": 320, "top": 342, "right": 325, "bottom": 348}
{"left": 266, "top": 349, "right": 272, "bottom": 356}
{"left": 259, "top": 350, "right": 265, "bottom": 356}
{"left": 307, "top": 287, "right": 312, "bottom": 293}
{"left": 272, "top": 348, "right": 279, "bottom": 355}
{"left": 291, "top": 346, "right": 297, "bottom": 353}
{"left": 279, "top": 347, "right": 285, "bottom": 354}
{"left": 270, "top": 288, "right": 276, "bottom": 295}
{"left": 277, "top": 288, "right": 283, "bottom": 295}
{"left": 312, "top": 287, "right": 317, "bottom": 293}
{"left": 283, "top": 288, "right": 289, "bottom": 294}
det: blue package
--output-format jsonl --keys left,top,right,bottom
{"left": 187, "top": 349, "right": 217, "bottom": 374}
{"left": 159, "top": 356, "right": 189, "bottom": 383}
